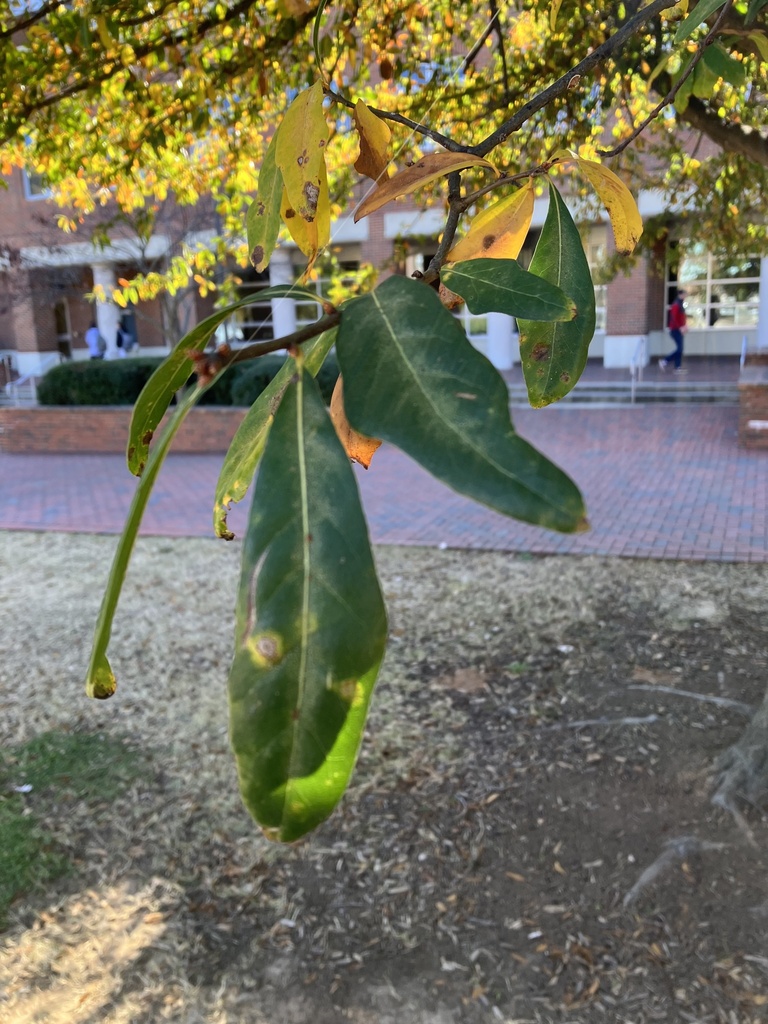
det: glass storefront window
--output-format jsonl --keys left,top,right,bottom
{"left": 668, "top": 241, "right": 761, "bottom": 330}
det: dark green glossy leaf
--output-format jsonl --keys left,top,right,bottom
{"left": 213, "top": 329, "right": 337, "bottom": 540}
{"left": 441, "top": 258, "right": 576, "bottom": 322}
{"left": 674, "top": 0, "right": 727, "bottom": 42}
{"left": 337, "top": 276, "right": 586, "bottom": 533}
{"left": 246, "top": 131, "right": 283, "bottom": 272}
{"left": 86, "top": 383, "right": 212, "bottom": 700}
{"left": 746, "top": 0, "right": 768, "bottom": 26}
{"left": 701, "top": 43, "right": 747, "bottom": 88}
{"left": 517, "top": 182, "right": 596, "bottom": 408}
{"left": 228, "top": 369, "right": 387, "bottom": 842}
{"left": 127, "top": 286, "right": 324, "bottom": 477}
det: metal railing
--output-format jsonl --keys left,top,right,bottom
{"left": 4, "top": 355, "right": 60, "bottom": 406}
{"left": 629, "top": 335, "right": 647, "bottom": 404}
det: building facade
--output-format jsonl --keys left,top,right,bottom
{"left": 1, "top": 166, "right": 766, "bottom": 383}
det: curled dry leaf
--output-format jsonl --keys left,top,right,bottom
{"left": 353, "top": 99, "right": 391, "bottom": 183}
{"left": 354, "top": 151, "right": 499, "bottom": 222}
{"left": 553, "top": 151, "right": 642, "bottom": 255}
{"left": 330, "top": 376, "right": 382, "bottom": 469}
{"left": 438, "top": 281, "right": 465, "bottom": 310}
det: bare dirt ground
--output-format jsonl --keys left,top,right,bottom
{"left": 1, "top": 531, "right": 767, "bottom": 1024}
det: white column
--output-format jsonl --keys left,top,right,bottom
{"left": 757, "top": 256, "right": 768, "bottom": 350}
{"left": 486, "top": 312, "right": 516, "bottom": 370}
{"left": 268, "top": 248, "right": 297, "bottom": 342}
{"left": 91, "top": 263, "right": 120, "bottom": 359}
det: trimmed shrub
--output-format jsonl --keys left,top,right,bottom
{"left": 38, "top": 358, "right": 165, "bottom": 406}
{"left": 229, "top": 353, "right": 340, "bottom": 407}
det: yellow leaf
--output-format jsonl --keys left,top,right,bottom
{"left": 280, "top": 159, "right": 330, "bottom": 271}
{"left": 353, "top": 99, "right": 391, "bottom": 183}
{"left": 354, "top": 152, "right": 499, "bottom": 222}
{"left": 330, "top": 376, "right": 381, "bottom": 469}
{"left": 275, "top": 81, "right": 329, "bottom": 225}
{"left": 554, "top": 152, "right": 643, "bottom": 255}
{"left": 550, "top": 0, "right": 564, "bottom": 30}
{"left": 446, "top": 179, "right": 534, "bottom": 262}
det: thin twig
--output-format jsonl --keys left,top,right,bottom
{"left": 471, "top": 0, "right": 679, "bottom": 157}
{"left": 548, "top": 714, "right": 660, "bottom": 730}
{"left": 459, "top": 6, "right": 500, "bottom": 74}
{"left": 424, "top": 172, "right": 464, "bottom": 282}
{"left": 597, "top": 0, "right": 736, "bottom": 158}
{"left": 325, "top": 87, "right": 467, "bottom": 153}
{"left": 228, "top": 311, "right": 341, "bottom": 365}
{"left": 627, "top": 684, "right": 754, "bottom": 717}
{"left": 458, "top": 161, "right": 554, "bottom": 211}
{"left": 623, "top": 836, "right": 727, "bottom": 907}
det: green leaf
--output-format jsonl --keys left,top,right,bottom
{"left": 441, "top": 258, "right": 576, "bottom": 322}
{"left": 674, "top": 0, "right": 728, "bottom": 43}
{"left": 213, "top": 328, "right": 337, "bottom": 540}
{"left": 746, "top": 0, "right": 768, "bottom": 26}
{"left": 246, "top": 131, "right": 284, "bottom": 272}
{"left": 701, "top": 43, "right": 747, "bottom": 87}
{"left": 516, "top": 182, "right": 596, "bottom": 408}
{"left": 674, "top": 63, "right": 695, "bottom": 113}
{"left": 126, "top": 286, "right": 324, "bottom": 477}
{"left": 336, "top": 277, "right": 586, "bottom": 533}
{"left": 86, "top": 384, "right": 211, "bottom": 700}
{"left": 228, "top": 369, "right": 387, "bottom": 842}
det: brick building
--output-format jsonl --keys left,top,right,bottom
{"left": 1, "top": 164, "right": 765, "bottom": 383}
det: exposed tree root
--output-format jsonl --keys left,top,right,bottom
{"left": 623, "top": 836, "right": 727, "bottom": 908}
{"left": 627, "top": 683, "right": 754, "bottom": 717}
{"left": 711, "top": 686, "right": 768, "bottom": 847}
{"left": 549, "top": 714, "right": 659, "bottom": 731}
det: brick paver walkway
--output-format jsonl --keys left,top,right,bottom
{"left": 1, "top": 406, "right": 766, "bottom": 561}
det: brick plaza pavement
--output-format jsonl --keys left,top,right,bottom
{"left": 0, "top": 405, "right": 766, "bottom": 562}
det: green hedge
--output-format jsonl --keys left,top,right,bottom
{"left": 38, "top": 353, "right": 340, "bottom": 407}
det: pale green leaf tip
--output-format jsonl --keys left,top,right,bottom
{"left": 86, "top": 659, "right": 117, "bottom": 700}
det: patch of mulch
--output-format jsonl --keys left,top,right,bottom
{"left": 1, "top": 533, "right": 767, "bottom": 1023}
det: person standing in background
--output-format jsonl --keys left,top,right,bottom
{"left": 660, "top": 289, "right": 687, "bottom": 373}
{"left": 84, "top": 322, "right": 105, "bottom": 359}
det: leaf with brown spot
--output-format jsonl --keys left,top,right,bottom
{"left": 275, "top": 81, "right": 329, "bottom": 223}
{"left": 354, "top": 151, "right": 499, "bottom": 222}
{"left": 247, "top": 130, "right": 283, "bottom": 273}
{"left": 330, "top": 375, "right": 381, "bottom": 469}
{"left": 517, "top": 181, "right": 595, "bottom": 407}
{"left": 446, "top": 179, "right": 534, "bottom": 263}
{"left": 279, "top": 156, "right": 330, "bottom": 266}
{"left": 353, "top": 99, "right": 391, "bottom": 183}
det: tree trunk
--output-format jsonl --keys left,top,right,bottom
{"left": 712, "top": 683, "right": 768, "bottom": 811}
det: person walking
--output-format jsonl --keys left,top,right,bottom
{"left": 84, "top": 321, "right": 106, "bottom": 359}
{"left": 659, "top": 289, "right": 687, "bottom": 372}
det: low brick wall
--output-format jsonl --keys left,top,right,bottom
{"left": 739, "top": 362, "right": 768, "bottom": 450}
{"left": 0, "top": 406, "right": 248, "bottom": 454}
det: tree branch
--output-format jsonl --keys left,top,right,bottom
{"left": 597, "top": 0, "right": 735, "bottom": 159}
{"left": 325, "top": 87, "right": 469, "bottom": 153}
{"left": 678, "top": 96, "right": 768, "bottom": 169}
{"left": 228, "top": 312, "right": 341, "bottom": 365}
{"left": 471, "top": 0, "right": 679, "bottom": 157}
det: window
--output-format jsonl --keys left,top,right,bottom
{"left": 22, "top": 169, "right": 50, "bottom": 200}
{"left": 668, "top": 241, "right": 760, "bottom": 329}
{"left": 231, "top": 268, "right": 274, "bottom": 342}
{"left": 294, "top": 261, "right": 364, "bottom": 327}
{"left": 586, "top": 237, "right": 608, "bottom": 332}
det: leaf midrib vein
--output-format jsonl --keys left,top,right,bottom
{"left": 370, "top": 291, "right": 571, "bottom": 516}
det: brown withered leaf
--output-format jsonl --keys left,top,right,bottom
{"left": 353, "top": 100, "right": 391, "bottom": 183}
{"left": 354, "top": 152, "right": 498, "bottom": 222}
{"left": 330, "top": 376, "right": 382, "bottom": 469}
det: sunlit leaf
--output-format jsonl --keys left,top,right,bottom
{"left": 550, "top": 0, "right": 564, "bottom": 30}
{"left": 246, "top": 131, "right": 283, "bottom": 272}
{"left": 674, "top": 0, "right": 727, "bottom": 42}
{"left": 228, "top": 369, "right": 387, "bottom": 842}
{"left": 280, "top": 158, "right": 330, "bottom": 267}
{"left": 330, "top": 375, "right": 382, "bottom": 469}
{"left": 353, "top": 99, "right": 392, "bottom": 183}
{"left": 554, "top": 152, "right": 642, "bottom": 255}
{"left": 213, "top": 329, "right": 337, "bottom": 540}
{"left": 517, "top": 182, "right": 596, "bottom": 407}
{"left": 446, "top": 180, "right": 534, "bottom": 263}
{"left": 702, "top": 43, "right": 747, "bottom": 88}
{"left": 337, "top": 277, "right": 586, "bottom": 532}
{"left": 275, "top": 81, "right": 329, "bottom": 225}
{"left": 354, "top": 152, "right": 499, "bottom": 222}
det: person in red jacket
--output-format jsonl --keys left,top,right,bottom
{"left": 660, "top": 289, "right": 687, "bottom": 372}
